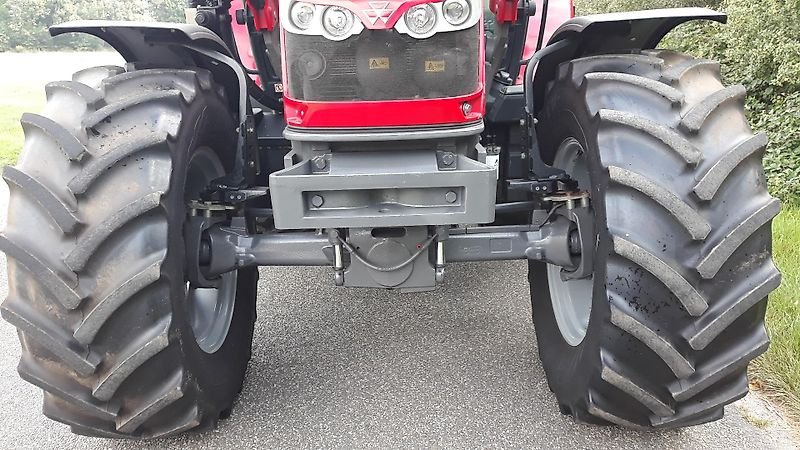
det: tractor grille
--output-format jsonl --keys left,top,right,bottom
{"left": 284, "top": 25, "right": 480, "bottom": 102}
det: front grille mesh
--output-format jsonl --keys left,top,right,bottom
{"left": 284, "top": 25, "right": 480, "bottom": 101}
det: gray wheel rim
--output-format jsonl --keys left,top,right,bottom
{"left": 187, "top": 271, "right": 238, "bottom": 353}
{"left": 548, "top": 138, "right": 593, "bottom": 346}
{"left": 185, "top": 148, "right": 239, "bottom": 354}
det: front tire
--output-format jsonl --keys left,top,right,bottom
{"left": 1, "top": 66, "right": 257, "bottom": 438}
{"left": 531, "top": 50, "right": 781, "bottom": 429}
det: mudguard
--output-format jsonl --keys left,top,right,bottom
{"left": 531, "top": 8, "right": 727, "bottom": 114}
{"left": 50, "top": 21, "right": 247, "bottom": 117}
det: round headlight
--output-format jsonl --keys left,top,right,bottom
{"left": 404, "top": 4, "right": 436, "bottom": 35}
{"left": 290, "top": 2, "right": 315, "bottom": 30}
{"left": 442, "top": 0, "right": 470, "bottom": 25}
{"left": 322, "top": 6, "right": 354, "bottom": 37}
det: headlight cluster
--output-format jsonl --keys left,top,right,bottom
{"left": 285, "top": 0, "right": 478, "bottom": 40}
{"left": 404, "top": 4, "right": 437, "bottom": 35}
{"left": 399, "top": 0, "right": 475, "bottom": 38}
{"left": 442, "top": 0, "right": 471, "bottom": 25}
{"left": 289, "top": 2, "right": 358, "bottom": 39}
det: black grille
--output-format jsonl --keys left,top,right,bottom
{"left": 284, "top": 25, "right": 480, "bottom": 101}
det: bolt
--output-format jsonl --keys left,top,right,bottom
{"left": 311, "top": 194, "right": 324, "bottom": 208}
{"left": 445, "top": 190, "right": 457, "bottom": 203}
{"left": 312, "top": 156, "right": 327, "bottom": 170}
{"left": 441, "top": 152, "right": 455, "bottom": 166}
{"left": 195, "top": 11, "right": 212, "bottom": 26}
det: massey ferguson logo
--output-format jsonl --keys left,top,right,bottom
{"left": 363, "top": 1, "right": 394, "bottom": 24}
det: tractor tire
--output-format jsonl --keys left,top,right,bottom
{"left": 1, "top": 66, "right": 258, "bottom": 438}
{"left": 530, "top": 50, "right": 780, "bottom": 429}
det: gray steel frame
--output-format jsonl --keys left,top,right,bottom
{"left": 202, "top": 219, "right": 575, "bottom": 277}
{"left": 269, "top": 146, "right": 497, "bottom": 230}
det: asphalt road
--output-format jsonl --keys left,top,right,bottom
{"left": 0, "top": 52, "right": 797, "bottom": 449}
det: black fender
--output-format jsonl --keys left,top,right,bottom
{"left": 50, "top": 21, "right": 259, "bottom": 187}
{"left": 50, "top": 21, "right": 247, "bottom": 119}
{"left": 531, "top": 8, "right": 727, "bottom": 114}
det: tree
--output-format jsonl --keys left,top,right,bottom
{"left": 0, "top": 0, "right": 184, "bottom": 51}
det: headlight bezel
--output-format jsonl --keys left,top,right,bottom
{"left": 404, "top": 3, "right": 438, "bottom": 36}
{"left": 289, "top": 1, "right": 316, "bottom": 30}
{"left": 442, "top": 0, "right": 471, "bottom": 26}
{"left": 322, "top": 6, "right": 356, "bottom": 39}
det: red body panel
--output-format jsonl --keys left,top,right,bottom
{"left": 246, "top": 0, "right": 280, "bottom": 30}
{"left": 233, "top": 0, "right": 575, "bottom": 127}
{"left": 489, "top": 0, "right": 518, "bottom": 23}
{"left": 280, "top": 0, "right": 485, "bottom": 128}
{"left": 283, "top": 91, "right": 484, "bottom": 127}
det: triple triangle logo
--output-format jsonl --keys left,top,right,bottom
{"left": 363, "top": 1, "right": 393, "bottom": 25}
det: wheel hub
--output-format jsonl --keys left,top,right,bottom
{"left": 184, "top": 149, "right": 239, "bottom": 354}
{"left": 548, "top": 138, "right": 594, "bottom": 346}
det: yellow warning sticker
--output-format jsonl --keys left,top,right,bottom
{"left": 425, "top": 60, "right": 446, "bottom": 72}
{"left": 369, "top": 57, "right": 390, "bottom": 70}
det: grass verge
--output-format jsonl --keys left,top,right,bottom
{"left": 751, "top": 208, "right": 800, "bottom": 423}
{"left": 0, "top": 83, "right": 43, "bottom": 165}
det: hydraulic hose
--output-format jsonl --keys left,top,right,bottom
{"left": 523, "top": 38, "right": 571, "bottom": 119}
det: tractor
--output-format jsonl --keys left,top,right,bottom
{"left": 0, "top": 0, "right": 781, "bottom": 439}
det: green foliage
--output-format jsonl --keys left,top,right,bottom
{"left": 0, "top": 0, "right": 185, "bottom": 51}
{"left": 577, "top": 0, "right": 800, "bottom": 205}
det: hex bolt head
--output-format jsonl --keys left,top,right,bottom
{"left": 445, "top": 190, "right": 457, "bottom": 203}
{"left": 311, "top": 194, "right": 325, "bottom": 208}
{"left": 441, "top": 152, "right": 455, "bottom": 166}
{"left": 312, "top": 156, "right": 327, "bottom": 170}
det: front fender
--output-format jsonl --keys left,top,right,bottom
{"left": 531, "top": 8, "right": 726, "bottom": 114}
{"left": 50, "top": 21, "right": 245, "bottom": 116}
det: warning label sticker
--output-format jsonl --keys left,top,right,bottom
{"left": 425, "top": 60, "right": 446, "bottom": 72}
{"left": 369, "top": 57, "right": 390, "bottom": 70}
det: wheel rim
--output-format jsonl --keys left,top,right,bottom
{"left": 185, "top": 148, "right": 239, "bottom": 354}
{"left": 187, "top": 272, "right": 238, "bottom": 353}
{"left": 547, "top": 138, "right": 593, "bottom": 346}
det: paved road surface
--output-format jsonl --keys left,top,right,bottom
{"left": 0, "top": 52, "right": 796, "bottom": 449}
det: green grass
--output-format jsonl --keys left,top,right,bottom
{"left": 0, "top": 83, "right": 44, "bottom": 165}
{"left": 752, "top": 208, "right": 800, "bottom": 421}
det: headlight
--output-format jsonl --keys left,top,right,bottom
{"left": 322, "top": 6, "right": 354, "bottom": 38}
{"left": 290, "top": 2, "right": 315, "bottom": 30}
{"left": 442, "top": 0, "right": 470, "bottom": 25}
{"left": 404, "top": 4, "right": 436, "bottom": 35}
